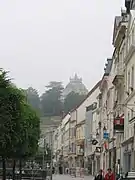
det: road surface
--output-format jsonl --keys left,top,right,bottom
{"left": 52, "top": 174, "right": 94, "bottom": 180}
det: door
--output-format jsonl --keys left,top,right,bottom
{"left": 128, "top": 154, "right": 131, "bottom": 172}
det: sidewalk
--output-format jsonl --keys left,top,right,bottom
{"left": 52, "top": 174, "right": 94, "bottom": 180}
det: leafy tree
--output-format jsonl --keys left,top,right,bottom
{"left": 12, "top": 99, "right": 40, "bottom": 180}
{"left": 25, "top": 87, "right": 41, "bottom": 114}
{"left": 0, "top": 69, "right": 40, "bottom": 180}
{"left": 0, "top": 70, "right": 26, "bottom": 180}
{"left": 40, "top": 81, "right": 63, "bottom": 116}
{"left": 64, "top": 91, "right": 86, "bottom": 113}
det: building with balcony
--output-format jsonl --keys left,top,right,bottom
{"left": 110, "top": 10, "right": 129, "bottom": 174}
{"left": 68, "top": 110, "right": 77, "bottom": 169}
{"left": 84, "top": 81, "right": 101, "bottom": 175}
{"left": 72, "top": 80, "right": 101, "bottom": 170}
{"left": 76, "top": 120, "right": 85, "bottom": 168}
{"left": 61, "top": 114, "right": 70, "bottom": 172}
{"left": 121, "top": 6, "right": 135, "bottom": 172}
{"left": 52, "top": 124, "right": 64, "bottom": 173}
{"left": 99, "top": 58, "right": 114, "bottom": 172}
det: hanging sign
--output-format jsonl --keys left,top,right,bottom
{"left": 103, "top": 132, "right": 109, "bottom": 139}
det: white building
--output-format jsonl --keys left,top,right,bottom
{"left": 84, "top": 81, "right": 101, "bottom": 175}
{"left": 121, "top": 7, "right": 135, "bottom": 172}
{"left": 99, "top": 58, "right": 115, "bottom": 172}
{"left": 68, "top": 109, "right": 77, "bottom": 169}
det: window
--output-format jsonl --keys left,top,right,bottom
{"left": 131, "top": 66, "right": 134, "bottom": 89}
{"left": 128, "top": 111, "right": 130, "bottom": 121}
{"left": 123, "top": 43, "right": 126, "bottom": 59}
{"left": 128, "top": 36, "right": 130, "bottom": 51}
{"left": 131, "top": 108, "right": 134, "bottom": 119}
{"left": 132, "top": 27, "right": 134, "bottom": 44}
{"left": 128, "top": 71, "right": 130, "bottom": 91}
{"left": 129, "top": 34, "right": 131, "bottom": 48}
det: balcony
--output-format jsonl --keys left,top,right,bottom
{"left": 112, "top": 75, "right": 124, "bottom": 87}
{"left": 76, "top": 138, "right": 84, "bottom": 146}
{"left": 112, "top": 60, "right": 124, "bottom": 87}
{"left": 76, "top": 148, "right": 84, "bottom": 156}
{"left": 113, "top": 20, "right": 127, "bottom": 48}
{"left": 68, "top": 144, "right": 76, "bottom": 155}
{"left": 68, "top": 150, "right": 76, "bottom": 155}
{"left": 76, "top": 143, "right": 84, "bottom": 156}
{"left": 114, "top": 115, "right": 124, "bottom": 132}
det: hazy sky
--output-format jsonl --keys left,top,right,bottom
{"left": 0, "top": 0, "right": 124, "bottom": 94}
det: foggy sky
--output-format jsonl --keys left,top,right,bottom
{"left": 0, "top": 0, "right": 124, "bottom": 94}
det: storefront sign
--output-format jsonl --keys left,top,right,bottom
{"left": 103, "top": 132, "right": 109, "bottom": 139}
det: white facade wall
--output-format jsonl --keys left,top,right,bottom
{"left": 124, "top": 10, "right": 135, "bottom": 141}
{"left": 57, "top": 125, "right": 62, "bottom": 151}
{"left": 71, "top": 110, "right": 77, "bottom": 121}
{"left": 61, "top": 114, "right": 70, "bottom": 158}
{"left": 77, "top": 85, "right": 100, "bottom": 124}
{"left": 84, "top": 83, "right": 101, "bottom": 158}
{"left": 53, "top": 129, "right": 58, "bottom": 153}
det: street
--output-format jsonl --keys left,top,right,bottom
{"left": 52, "top": 174, "right": 94, "bottom": 180}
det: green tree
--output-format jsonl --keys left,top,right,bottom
{"left": 0, "top": 69, "right": 40, "bottom": 180}
{"left": 40, "top": 81, "right": 63, "bottom": 116}
{"left": 12, "top": 101, "right": 40, "bottom": 180}
{"left": 25, "top": 87, "right": 41, "bottom": 114}
{"left": 0, "top": 70, "right": 26, "bottom": 180}
{"left": 64, "top": 91, "right": 86, "bottom": 113}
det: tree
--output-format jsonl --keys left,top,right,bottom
{"left": 0, "top": 69, "right": 40, "bottom": 180}
{"left": 0, "top": 70, "right": 26, "bottom": 180}
{"left": 64, "top": 91, "right": 86, "bottom": 113}
{"left": 25, "top": 87, "right": 41, "bottom": 114}
{"left": 40, "top": 81, "right": 63, "bottom": 116}
{"left": 15, "top": 103, "right": 40, "bottom": 180}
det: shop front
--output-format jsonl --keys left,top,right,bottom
{"left": 122, "top": 137, "right": 134, "bottom": 172}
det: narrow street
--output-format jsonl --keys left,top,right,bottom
{"left": 52, "top": 174, "right": 94, "bottom": 180}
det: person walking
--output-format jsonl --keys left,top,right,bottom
{"left": 94, "top": 169, "right": 104, "bottom": 180}
{"left": 105, "top": 168, "right": 115, "bottom": 180}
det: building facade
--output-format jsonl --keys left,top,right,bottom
{"left": 52, "top": 1, "right": 135, "bottom": 175}
{"left": 84, "top": 81, "right": 101, "bottom": 175}
{"left": 68, "top": 110, "right": 77, "bottom": 169}
{"left": 121, "top": 7, "right": 135, "bottom": 172}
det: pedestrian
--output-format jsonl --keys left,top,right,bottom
{"left": 105, "top": 168, "right": 115, "bottom": 180}
{"left": 66, "top": 168, "right": 69, "bottom": 174}
{"left": 94, "top": 169, "right": 104, "bottom": 180}
{"left": 52, "top": 166, "right": 55, "bottom": 174}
